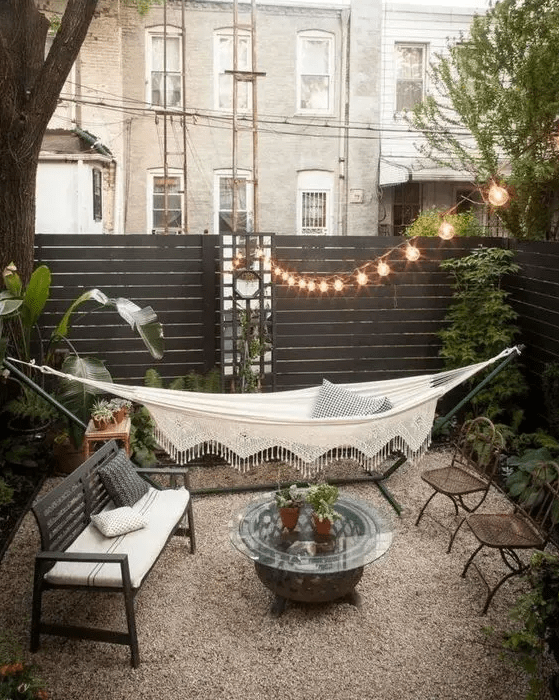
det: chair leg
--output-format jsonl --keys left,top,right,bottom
{"left": 415, "top": 491, "right": 437, "bottom": 526}
{"left": 481, "top": 569, "right": 521, "bottom": 615}
{"left": 447, "top": 516, "right": 466, "bottom": 554}
{"left": 461, "top": 542, "right": 484, "bottom": 579}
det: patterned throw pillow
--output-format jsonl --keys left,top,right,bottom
{"left": 91, "top": 507, "right": 147, "bottom": 538}
{"left": 311, "top": 379, "right": 393, "bottom": 419}
{"left": 98, "top": 449, "right": 150, "bottom": 507}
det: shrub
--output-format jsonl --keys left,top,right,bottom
{"left": 404, "top": 209, "right": 485, "bottom": 238}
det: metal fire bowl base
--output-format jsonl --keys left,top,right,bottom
{"left": 254, "top": 562, "right": 364, "bottom": 604}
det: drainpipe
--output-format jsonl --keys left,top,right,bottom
{"left": 73, "top": 126, "right": 113, "bottom": 158}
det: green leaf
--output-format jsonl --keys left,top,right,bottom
{"left": 20, "top": 265, "right": 51, "bottom": 328}
{"left": 57, "top": 355, "right": 113, "bottom": 426}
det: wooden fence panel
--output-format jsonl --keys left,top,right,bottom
{"left": 31, "top": 235, "right": 559, "bottom": 409}
{"left": 34, "top": 234, "right": 219, "bottom": 384}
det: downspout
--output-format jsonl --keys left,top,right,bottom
{"left": 339, "top": 10, "right": 350, "bottom": 236}
{"left": 73, "top": 126, "right": 113, "bottom": 158}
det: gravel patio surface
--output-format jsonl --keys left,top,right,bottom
{"left": 0, "top": 448, "right": 554, "bottom": 700}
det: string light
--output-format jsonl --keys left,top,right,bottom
{"left": 298, "top": 278, "right": 307, "bottom": 290}
{"left": 405, "top": 244, "right": 420, "bottom": 262}
{"left": 438, "top": 220, "right": 455, "bottom": 240}
{"left": 307, "top": 280, "right": 316, "bottom": 292}
{"left": 487, "top": 181, "right": 510, "bottom": 207}
{"left": 333, "top": 278, "right": 344, "bottom": 292}
{"left": 377, "top": 260, "right": 390, "bottom": 277}
{"left": 319, "top": 280, "right": 329, "bottom": 293}
{"left": 356, "top": 271, "right": 368, "bottom": 286}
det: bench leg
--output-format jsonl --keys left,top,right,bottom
{"left": 30, "top": 562, "right": 45, "bottom": 653}
{"left": 187, "top": 499, "right": 196, "bottom": 554}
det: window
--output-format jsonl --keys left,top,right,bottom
{"left": 393, "top": 182, "right": 421, "bottom": 236}
{"left": 215, "top": 30, "right": 251, "bottom": 111}
{"left": 395, "top": 43, "right": 426, "bottom": 112}
{"left": 215, "top": 171, "right": 253, "bottom": 234}
{"left": 149, "top": 172, "right": 183, "bottom": 234}
{"left": 92, "top": 168, "right": 102, "bottom": 222}
{"left": 147, "top": 29, "right": 182, "bottom": 109}
{"left": 297, "top": 31, "right": 334, "bottom": 113}
{"left": 297, "top": 171, "right": 333, "bottom": 234}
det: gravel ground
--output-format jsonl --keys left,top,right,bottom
{"left": 0, "top": 448, "right": 555, "bottom": 700}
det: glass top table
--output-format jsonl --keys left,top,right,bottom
{"left": 230, "top": 493, "right": 393, "bottom": 614}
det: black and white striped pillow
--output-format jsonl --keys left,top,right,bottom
{"left": 311, "top": 379, "right": 393, "bottom": 419}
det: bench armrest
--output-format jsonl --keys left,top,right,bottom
{"left": 135, "top": 467, "right": 190, "bottom": 490}
{"left": 35, "top": 550, "right": 134, "bottom": 591}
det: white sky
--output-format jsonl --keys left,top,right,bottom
{"left": 390, "top": 0, "right": 489, "bottom": 5}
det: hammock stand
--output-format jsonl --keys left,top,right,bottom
{"left": 4, "top": 347, "right": 523, "bottom": 515}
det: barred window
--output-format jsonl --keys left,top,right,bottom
{"left": 301, "top": 191, "right": 327, "bottom": 233}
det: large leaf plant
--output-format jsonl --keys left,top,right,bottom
{"left": 0, "top": 262, "right": 164, "bottom": 442}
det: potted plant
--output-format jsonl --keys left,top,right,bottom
{"left": 275, "top": 484, "right": 305, "bottom": 529}
{"left": 4, "top": 386, "right": 58, "bottom": 435}
{"left": 501, "top": 551, "right": 559, "bottom": 699}
{"left": 108, "top": 398, "right": 132, "bottom": 424}
{"left": 90, "top": 399, "right": 115, "bottom": 431}
{"left": 305, "top": 482, "right": 342, "bottom": 535}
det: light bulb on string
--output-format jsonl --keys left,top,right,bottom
{"left": 307, "top": 280, "right": 316, "bottom": 292}
{"left": 282, "top": 271, "right": 289, "bottom": 281}
{"left": 288, "top": 276, "right": 295, "bottom": 286}
{"left": 356, "top": 271, "right": 368, "bottom": 286}
{"left": 334, "top": 278, "right": 344, "bottom": 292}
{"left": 274, "top": 266, "right": 282, "bottom": 277}
{"left": 405, "top": 244, "right": 420, "bottom": 262}
{"left": 377, "top": 260, "right": 390, "bottom": 277}
{"left": 487, "top": 181, "right": 510, "bottom": 207}
{"left": 438, "top": 220, "right": 455, "bottom": 240}
{"left": 319, "top": 280, "right": 329, "bottom": 293}
{"left": 298, "top": 278, "right": 307, "bottom": 290}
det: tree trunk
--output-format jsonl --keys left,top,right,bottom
{"left": 0, "top": 0, "right": 99, "bottom": 282}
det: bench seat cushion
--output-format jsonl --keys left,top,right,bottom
{"left": 45, "top": 487, "right": 189, "bottom": 589}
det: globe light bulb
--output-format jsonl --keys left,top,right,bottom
{"left": 298, "top": 278, "right": 307, "bottom": 290}
{"left": 288, "top": 276, "right": 295, "bottom": 286}
{"left": 319, "top": 280, "right": 329, "bottom": 293}
{"left": 307, "top": 280, "right": 316, "bottom": 292}
{"left": 334, "top": 278, "right": 344, "bottom": 292}
{"left": 356, "top": 272, "right": 368, "bottom": 286}
{"left": 487, "top": 182, "right": 510, "bottom": 207}
{"left": 438, "top": 221, "right": 455, "bottom": 240}
{"left": 282, "top": 271, "right": 289, "bottom": 281}
{"left": 274, "top": 266, "right": 282, "bottom": 276}
{"left": 377, "top": 260, "right": 390, "bottom": 277}
{"left": 405, "top": 245, "right": 420, "bottom": 262}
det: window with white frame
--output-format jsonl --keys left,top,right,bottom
{"left": 149, "top": 171, "right": 183, "bottom": 234}
{"left": 147, "top": 28, "right": 182, "bottom": 109}
{"left": 395, "top": 43, "right": 427, "bottom": 112}
{"left": 297, "top": 171, "right": 333, "bottom": 234}
{"left": 214, "top": 171, "right": 253, "bottom": 234}
{"left": 214, "top": 30, "right": 251, "bottom": 111}
{"left": 297, "top": 31, "right": 334, "bottom": 113}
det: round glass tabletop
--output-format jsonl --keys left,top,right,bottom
{"left": 229, "top": 493, "right": 393, "bottom": 575}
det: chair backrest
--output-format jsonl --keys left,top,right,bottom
{"left": 451, "top": 417, "right": 503, "bottom": 485}
{"left": 32, "top": 440, "right": 119, "bottom": 552}
{"left": 513, "top": 462, "right": 559, "bottom": 547}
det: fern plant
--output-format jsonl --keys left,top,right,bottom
{"left": 438, "top": 247, "right": 527, "bottom": 422}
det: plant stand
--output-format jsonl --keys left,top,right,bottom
{"left": 83, "top": 416, "right": 131, "bottom": 458}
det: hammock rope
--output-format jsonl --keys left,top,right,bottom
{"left": 13, "top": 347, "right": 521, "bottom": 477}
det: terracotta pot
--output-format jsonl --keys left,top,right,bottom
{"left": 112, "top": 408, "right": 126, "bottom": 424}
{"left": 92, "top": 417, "right": 111, "bottom": 431}
{"left": 312, "top": 513, "right": 332, "bottom": 536}
{"left": 279, "top": 506, "right": 300, "bottom": 530}
{"left": 53, "top": 441, "right": 84, "bottom": 474}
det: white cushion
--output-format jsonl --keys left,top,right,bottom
{"left": 311, "top": 379, "right": 393, "bottom": 418}
{"left": 45, "top": 487, "right": 190, "bottom": 589}
{"left": 90, "top": 507, "right": 147, "bottom": 538}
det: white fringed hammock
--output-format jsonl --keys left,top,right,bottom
{"left": 19, "top": 346, "right": 521, "bottom": 478}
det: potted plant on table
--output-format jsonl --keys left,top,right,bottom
{"left": 108, "top": 398, "right": 132, "bottom": 424}
{"left": 275, "top": 484, "right": 305, "bottom": 529}
{"left": 90, "top": 399, "right": 115, "bottom": 431}
{"left": 305, "top": 482, "right": 342, "bottom": 536}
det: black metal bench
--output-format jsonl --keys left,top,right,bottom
{"left": 30, "top": 440, "right": 195, "bottom": 667}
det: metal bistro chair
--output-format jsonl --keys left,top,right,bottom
{"left": 457, "top": 463, "right": 559, "bottom": 614}
{"left": 415, "top": 417, "right": 504, "bottom": 552}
